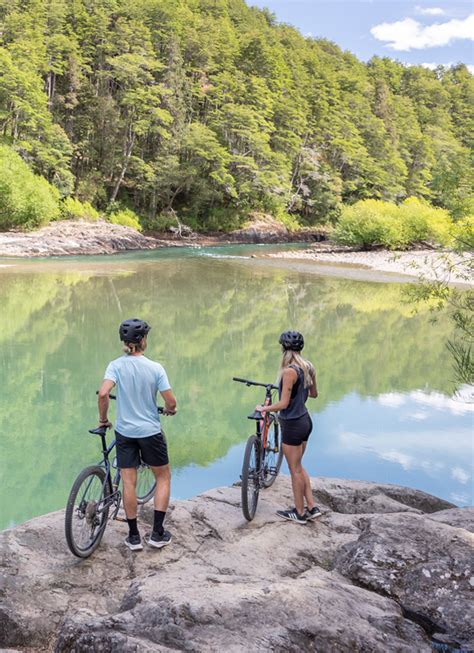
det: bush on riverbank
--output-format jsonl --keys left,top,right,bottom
{"left": 107, "top": 208, "right": 142, "bottom": 231}
{"left": 334, "top": 198, "right": 454, "bottom": 249}
{"left": 0, "top": 146, "right": 60, "bottom": 229}
{"left": 61, "top": 197, "right": 100, "bottom": 221}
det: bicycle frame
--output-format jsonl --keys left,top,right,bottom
{"left": 87, "top": 430, "right": 123, "bottom": 521}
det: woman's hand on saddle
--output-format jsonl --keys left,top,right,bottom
{"left": 256, "top": 404, "right": 268, "bottom": 414}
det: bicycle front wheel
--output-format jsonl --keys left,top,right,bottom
{"left": 136, "top": 464, "right": 156, "bottom": 504}
{"left": 65, "top": 465, "right": 111, "bottom": 558}
{"left": 241, "top": 435, "right": 261, "bottom": 521}
{"left": 262, "top": 420, "right": 283, "bottom": 488}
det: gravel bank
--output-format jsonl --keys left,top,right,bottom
{"left": 265, "top": 247, "right": 473, "bottom": 285}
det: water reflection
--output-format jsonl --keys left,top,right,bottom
{"left": 0, "top": 250, "right": 470, "bottom": 529}
{"left": 305, "top": 390, "right": 473, "bottom": 506}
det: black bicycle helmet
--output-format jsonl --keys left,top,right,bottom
{"left": 119, "top": 318, "right": 151, "bottom": 343}
{"left": 279, "top": 330, "right": 304, "bottom": 351}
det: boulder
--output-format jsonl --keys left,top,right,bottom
{"left": 229, "top": 213, "right": 289, "bottom": 243}
{"left": 0, "top": 477, "right": 471, "bottom": 652}
{"left": 0, "top": 220, "right": 166, "bottom": 257}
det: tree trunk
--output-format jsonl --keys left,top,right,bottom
{"left": 109, "top": 126, "right": 135, "bottom": 206}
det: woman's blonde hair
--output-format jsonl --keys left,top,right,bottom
{"left": 278, "top": 350, "right": 315, "bottom": 388}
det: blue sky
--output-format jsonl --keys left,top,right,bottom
{"left": 249, "top": 0, "right": 474, "bottom": 71}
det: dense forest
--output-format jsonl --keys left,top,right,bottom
{"left": 0, "top": 0, "right": 472, "bottom": 231}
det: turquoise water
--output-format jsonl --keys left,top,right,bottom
{"left": 0, "top": 245, "right": 472, "bottom": 529}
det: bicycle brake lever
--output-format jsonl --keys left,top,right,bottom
{"left": 247, "top": 410, "right": 263, "bottom": 420}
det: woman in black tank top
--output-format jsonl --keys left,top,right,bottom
{"left": 256, "top": 331, "right": 321, "bottom": 524}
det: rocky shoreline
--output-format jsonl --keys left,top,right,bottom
{"left": 0, "top": 218, "right": 323, "bottom": 259}
{"left": 1, "top": 476, "right": 472, "bottom": 652}
{"left": 0, "top": 220, "right": 471, "bottom": 286}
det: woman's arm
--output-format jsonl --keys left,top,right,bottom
{"left": 308, "top": 368, "right": 318, "bottom": 398}
{"left": 256, "top": 368, "right": 297, "bottom": 413}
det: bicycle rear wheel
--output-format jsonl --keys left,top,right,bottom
{"left": 262, "top": 420, "right": 283, "bottom": 488}
{"left": 136, "top": 464, "right": 156, "bottom": 504}
{"left": 241, "top": 435, "right": 261, "bottom": 521}
{"left": 65, "top": 465, "right": 111, "bottom": 558}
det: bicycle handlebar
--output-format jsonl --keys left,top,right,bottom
{"left": 233, "top": 376, "right": 278, "bottom": 390}
{"left": 95, "top": 390, "right": 163, "bottom": 413}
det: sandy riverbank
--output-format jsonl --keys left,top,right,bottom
{"left": 262, "top": 247, "right": 473, "bottom": 286}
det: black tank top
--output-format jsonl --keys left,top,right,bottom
{"left": 279, "top": 365, "right": 309, "bottom": 420}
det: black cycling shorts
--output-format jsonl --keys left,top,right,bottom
{"left": 280, "top": 413, "right": 313, "bottom": 446}
{"left": 115, "top": 431, "right": 169, "bottom": 468}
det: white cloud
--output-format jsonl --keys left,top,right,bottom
{"left": 409, "top": 389, "right": 474, "bottom": 415}
{"left": 415, "top": 6, "right": 445, "bottom": 16}
{"left": 450, "top": 492, "right": 471, "bottom": 505}
{"left": 378, "top": 393, "right": 406, "bottom": 408}
{"left": 419, "top": 62, "right": 474, "bottom": 75}
{"left": 371, "top": 14, "right": 474, "bottom": 51}
{"left": 451, "top": 467, "right": 471, "bottom": 485}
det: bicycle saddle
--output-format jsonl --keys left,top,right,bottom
{"left": 247, "top": 410, "right": 263, "bottom": 420}
{"left": 89, "top": 426, "right": 108, "bottom": 436}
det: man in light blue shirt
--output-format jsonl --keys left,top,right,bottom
{"left": 98, "top": 318, "right": 177, "bottom": 551}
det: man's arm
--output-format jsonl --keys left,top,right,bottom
{"left": 160, "top": 389, "right": 177, "bottom": 415}
{"left": 98, "top": 379, "right": 115, "bottom": 425}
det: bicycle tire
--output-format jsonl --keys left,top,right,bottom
{"left": 241, "top": 435, "right": 261, "bottom": 521}
{"left": 262, "top": 420, "right": 284, "bottom": 488}
{"left": 65, "top": 465, "right": 111, "bottom": 558}
{"left": 136, "top": 464, "right": 156, "bottom": 504}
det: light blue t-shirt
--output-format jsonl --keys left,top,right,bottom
{"left": 104, "top": 355, "right": 171, "bottom": 438}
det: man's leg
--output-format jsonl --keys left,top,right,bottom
{"left": 121, "top": 467, "right": 138, "bottom": 521}
{"left": 150, "top": 464, "right": 171, "bottom": 536}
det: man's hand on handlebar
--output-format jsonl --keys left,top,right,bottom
{"left": 162, "top": 408, "right": 176, "bottom": 416}
{"left": 97, "top": 420, "right": 113, "bottom": 429}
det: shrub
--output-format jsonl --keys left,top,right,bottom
{"left": 0, "top": 145, "right": 60, "bottom": 230}
{"left": 334, "top": 198, "right": 453, "bottom": 250}
{"left": 399, "top": 198, "right": 452, "bottom": 246}
{"left": 61, "top": 197, "right": 101, "bottom": 221}
{"left": 451, "top": 215, "right": 474, "bottom": 251}
{"left": 107, "top": 208, "right": 142, "bottom": 231}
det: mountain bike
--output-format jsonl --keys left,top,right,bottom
{"left": 64, "top": 395, "right": 161, "bottom": 558}
{"left": 233, "top": 377, "right": 284, "bottom": 521}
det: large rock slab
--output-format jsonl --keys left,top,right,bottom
{"left": 0, "top": 220, "right": 166, "bottom": 257}
{"left": 0, "top": 476, "right": 471, "bottom": 652}
{"left": 229, "top": 213, "right": 289, "bottom": 243}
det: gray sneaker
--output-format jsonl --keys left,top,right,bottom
{"left": 276, "top": 508, "right": 307, "bottom": 524}
{"left": 305, "top": 506, "right": 322, "bottom": 520}
{"left": 147, "top": 530, "right": 172, "bottom": 549}
{"left": 124, "top": 534, "right": 143, "bottom": 551}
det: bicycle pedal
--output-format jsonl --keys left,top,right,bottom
{"left": 114, "top": 515, "right": 127, "bottom": 522}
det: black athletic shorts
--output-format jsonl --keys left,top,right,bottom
{"left": 280, "top": 413, "right": 313, "bottom": 446}
{"left": 115, "top": 431, "right": 169, "bottom": 468}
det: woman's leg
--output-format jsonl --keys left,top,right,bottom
{"left": 283, "top": 443, "right": 306, "bottom": 515}
{"left": 301, "top": 442, "right": 315, "bottom": 511}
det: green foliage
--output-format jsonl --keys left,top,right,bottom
{"left": 0, "top": 0, "right": 471, "bottom": 231}
{"left": 334, "top": 198, "right": 453, "bottom": 249}
{"left": 107, "top": 208, "right": 142, "bottom": 231}
{"left": 0, "top": 144, "right": 60, "bottom": 229}
{"left": 61, "top": 197, "right": 100, "bottom": 221}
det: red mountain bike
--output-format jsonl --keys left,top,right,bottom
{"left": 233, "top": 377, "right": 284, "bottom": 521}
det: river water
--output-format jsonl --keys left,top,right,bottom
{"left": 1, "top": 245, "right": 472, "bottom": 529}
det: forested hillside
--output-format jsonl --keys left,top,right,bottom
{"left": 0, "top": 0, "right": 472, "bottom": 231}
